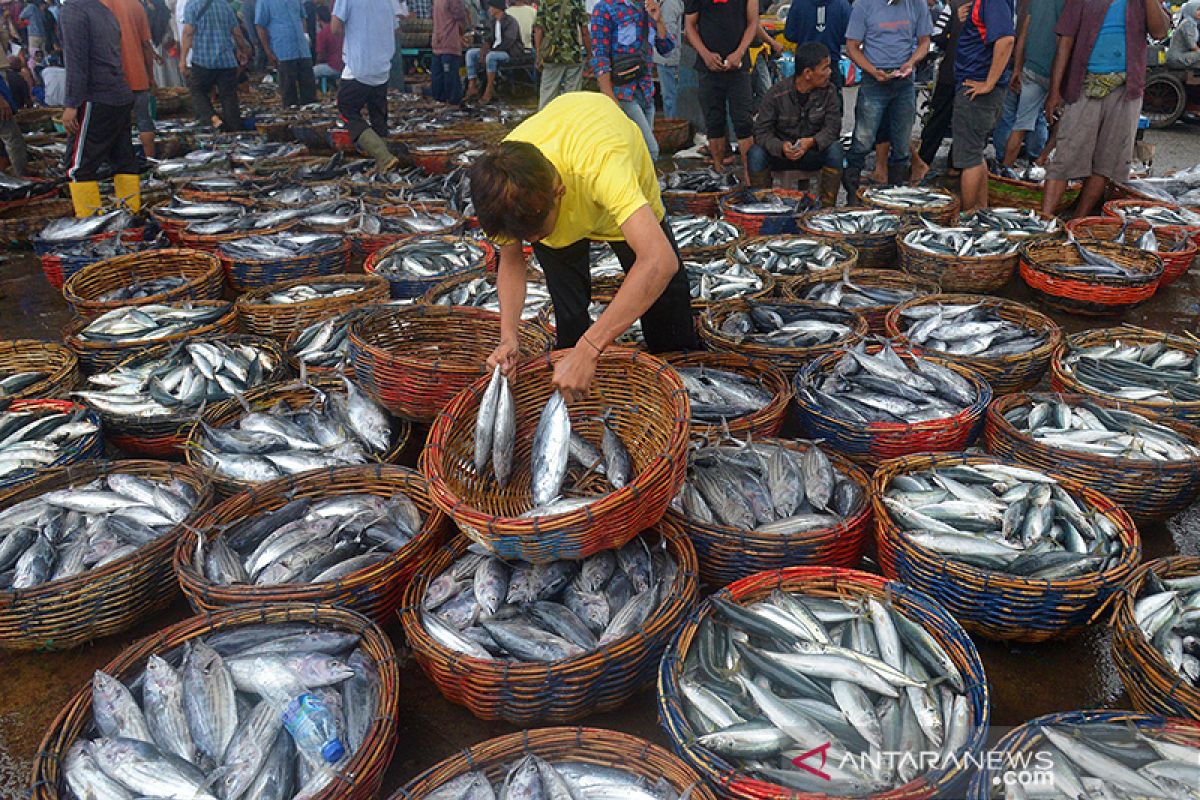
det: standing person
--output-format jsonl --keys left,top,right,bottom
{"left": 841, "top": 0, "right": 931, "bottom": 194}
{"left": 684, "top": 0, "right": 758, "bottom": 181}
{"left": 40, "top": 50, "right": 65, "bottom": 102}
{"left": 430, "top": 0, "right": 468, "bottom": 102}
{"left": 312, "top": 4, "right": 341, "bottom": 80}
{"left": 1167, "top": 1, "right": 1200, "bottom": 68}
{"left": 1042, "top": 0, "right": 1167, "bottom": 218}
{"left": 995, "top": 0, "right": 1060, "bottom": 166}
{"left": 591, "top": 0, "right": 673, "bottom": 161}
{"left": 102, "top": 0, "right": 157, "bottom": 158}
{"left": 783, "top": 0, "right": 849, "bottom": 73}
{"left": 60, "top": 0, "right": 139, "bottom": 215}
{"left": 256, "top": 0, "right": 316, "bottom": 105}
{"left": 180, "top": 0, "right": 249, "bottom": 131}
{"left": 533, "top": 0, "right": 587, "bottom": 109}
{"left": 20, "top": 0, "right": 45, "bottom": 49}
{"left": 465, "top": 0, "right": 523, "bottom": 104}
{"left": 653, "top": 0, "right": 681, "bottom": 117}
{"left": 0, "top": 72, "right": 28, "bottom": 174}
{"left": 912, "top": 0, "right": 965, "bottom": 181}
{"left": 951, "top": 0, "right": 1014, "bottom": 211}
{"left": 331, "top": 0, "right": 401, "bottom": 170}
{"left": 506, "top": 0, "right": 534, "bottom": 48}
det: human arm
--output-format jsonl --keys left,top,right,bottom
{"left": 1008, "top": 0, "right": 1029, "bottom": 89}
{"left": 329, "top": 0, "right": 345, "bottom": 37}
{"left": 485, "top": 242, "right": 529, "bottom": 376}
{"left": 533, "top": 22, "right": 543, "bottom": 68}
{"left": 646, "top": 0, "right": 672, "bottom": 54}
{"left": 846, "top": 39, "right": 887, "bottom": 81}
{"left": 963, "top": 33, "right": 1011, "bottom": 97}
{"left": 256, "top": 24, "right": 276, "bottom": 62}
{"left": 753, "top": 87, "right": 787, "bottom": 157}
{"left": 1043, "top": 33, "right": 1070, "bottom": 119}
{"left": 757, "top": 22, "right": 781, "bottom": 55}
{"left": 180, "top": 22, "right": 194, "bottom": 74}
{"left": 590, "top": 3, "right": 617, "bottom": 99}
{"left": 726, "top": 0, "right": 759, "bottom": 69}
{"left": 1145, "top": 0, "right": 1168, "bottom": 42}
{"left": 684, "top": 11, "right": 724, "bottom": 70}
{"left": 232, "top": 23, "right": 252, "bottom": 63}
{"left": 59, "top": 4, "right": 88, "bottom": 115}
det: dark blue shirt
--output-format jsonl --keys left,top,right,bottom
{"left": 954, "top": 0, "right": 1015, "bottom": 85}
{"left": 784, "top": 0, "right": 851, "bottom": 58}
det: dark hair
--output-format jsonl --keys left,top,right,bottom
{"left": 795, "top": 42, "right": 831, "bottom": 76}
{"left": 317, "top": 5, "right": 330, "bottom": 21}
{"left": 469, "top": 141, "right": 558, "bottom": 242}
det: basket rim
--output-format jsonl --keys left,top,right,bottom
{"left": 1020, "top": 237, "right": 1164, "bottom": 287}
{"left": 0, "top": 339, "right": 78, "bottom": 398}
{"left": 858, "top": 185, "right": 959, "bottom": 213}
{"left": 235, "top": 273, "right": 390, "bottom": 311}
{"left": 884, "top": 292, "right": 1063, "bottom": 362}
{"left": 1051, "top": 325, "right": 1200, "bottom": 411}
{"left": 61, "top": 248, "right": 223, "bottom": 310}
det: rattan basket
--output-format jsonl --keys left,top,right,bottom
{"left": 62, "top": 248, "right": 225, "bottom": 319}
{"left": 219, "top": 235, "right": 351, "bottom": 293}
{"left": 1065, "top": 216, "right": 1196, "bottom": 286}
{"left": 422, "top": 267, "right": 553, "bottom": 327}
{"left": 858, "top": 186, "right": 960, "bottom": 223}
{"left": 0, "top": 399, "right": 104, "bottom": 492}
{"left": 235, "top": 273, "right": 390, "bottom": 342}
{"left": 1103, "top": 198, "right": 1200, "bottom": 231}
{"left": 797, "top": 207, "right": 908, "bottom": 269}
{"left": 662, "top": 351, "right": 790, "bottom": 441}
{"left": 0, "top": 198, "right": 74, "bottom": 245}
{"left": 720, "top": 188, "right": 816, "bottom": 236}
{"left": 728, "top": 233, "right": 860, "bottom": 294}
{"left": 364, "top": 234, "right": 493, "bottom": 299}
{"left": 653, "top": 118, "right": 692, "bottom": 154}
{"left": 63, "top": 300, "right": 238, "bottom": 374}
{"left": 898, "top": 229, "right": 1022, "bottom": 293}
{"left": 1019, "top": 238, "right": 1163, "bottom": 315}
{"left": 987, "top": 172, "right": 1081, "bottom": 213}
{"left": 699, "top": 297, "right": 868, "bottom": 374}
{"left": 786, "top": 267, "right": 941, "bottom": 333}
{"left": 662, "top": 184, "right": 741, "bottom": 217}
{"left": 179, "top": 218, "right": 298, "bottom": 253}
{"left": 0, "top": 340, "right": 79, "bottom": 398}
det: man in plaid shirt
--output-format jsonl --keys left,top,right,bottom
{"left": 591, "top": 0, "right": 673, "bottom": 160}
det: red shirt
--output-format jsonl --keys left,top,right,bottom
{"left": 315, "top": 21, "right": 343, "bottom": 70}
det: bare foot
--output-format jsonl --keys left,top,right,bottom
{"left": 910, "top": 158, "right": 930, "bottom": 185}
{"left": 869, "top": 169, "right": 888, "bottom": 185}
{"left": 480, "top": 91, "right": 494, "bottom": 104}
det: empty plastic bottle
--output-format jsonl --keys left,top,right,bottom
{"left": 281, "top": 693, "right": 345, "bottom": 764}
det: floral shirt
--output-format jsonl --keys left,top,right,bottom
{"left": 590, "top": 0, "right": 674, "bottom": 101}
{"left": 537, "top": 0, "right": 587, "bottom": 64}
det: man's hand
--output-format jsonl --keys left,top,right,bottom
{"left": 1009, "top": 69, "right": 1021, "bottom": 92}
{"left": 782, "top": 141, "right": 802, "bottom": 160}
{"left": 872, "top": 67, "right": 893, "bottom": 82}
{"left": 0, "top": 98, "right": 12, "bottom": 121}
{"left": 957, "top": 2, "right": 969, "bottom": 21}
{"left": 963, "top": 78, "right": 994, "bottom": 99}
{"left": 62, "top": 106, "right": 78, "bottom": 134}
{"left": 767, "top": 37, "right": 782, "bottom": 56}
{"left": 553, "top": 344, "right": 599, "bottom": 404}
{"left": 701, "top": 49, "right": 724, "bottom": 71}
{"left": 645, "top": 0, "right": 662, "bottom": 23}
{"left": 726, "top": 49, "right": 745, "bottom": 70}
{"left": 797, "top": 136, "right": 814, "bottom": 154}
{"left": 1044, "top": 90, "right": 1062, "bottom": 121}
{"left": 486, "top": 336, "right": 521, "bottom": 376}
{"left": 893, "top": 62, "right": 913, "bottom": 79}
{"left": 536, "top": 53, "right": 543, "bottom": 71}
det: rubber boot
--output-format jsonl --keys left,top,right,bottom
{"left": 113, "top": 173, "right": 141, "bottom": 213}
{"left": 887, "top": 161, "right": 909, "bottom": 187}
{"left": 355, "top": 129, "right": 399, "bottom": 173}
{"left": 841, "top": 167, "right": 861, "bottom": 200}
{"left": 68, "top": 181, "right": 102, "bottom": 218}
{"left": 819, "top": 167, "right": 842, "bottom": 208}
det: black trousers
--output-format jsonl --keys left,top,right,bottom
{"left": 533, "top": 217, "right": 701, "bottom": 354}
{"left": 697, "top": 68, "right": 754, "bottom": 140}
{"left": 188, "top": 65, "right": 243, "bottom": 132}
{"left": 918, "top": 80, "right": 956, "bottom": 166}
{"left": 337, "top": 78, "right": 388, "bottom": 141}
{"left": 66, "top": 101, "right": 139, "bottom": 182}
{"left": 278, "top": 57, "right": 317, "bottom": 106}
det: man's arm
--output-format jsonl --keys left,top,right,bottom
{"left": 1009, "top": 0, "right": 1029, "bottom": 89}
{"left": 60, "top": 5, "right": 89, "bottom": 113}
{"left": 846, "top": 39, "right": 886, "bottom": 81}
{"left": 753, "top": 88, "right": 786, "bottom": 157}
{"left": 533, "top": 21, "right": 542, "bottom": 66}
{"left": 180, "top": 22, "right": 194, "bottom": 73}
{"left": 964, "top": 33, "right": 1012, "bottom": 97}
{"left": 485, "top": 241, "right": 529, "bottom": 375}
{"left": 329, "top": 12, "right": 343, "bottom": 36}
{"left": 1145, "top": 0, "right": 1168, "bottom": 41}
{"left": 727, "top": 0, "right": 758, "bottom": 68}
{"left": 255, "top": 24, "right": 275, "bottom": 62}
{"left": 590, "top": 3, "right": 617, "bottom": 99}
{"left": 1043, "top": 33, "right": 1070, "bottom": 118}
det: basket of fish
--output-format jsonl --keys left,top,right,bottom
{"left": 178, "top": 209, "right": 305, "bottom": 253}
{"left": 409, "top": 137, "right": 478, "bottom": 174}
{"left": 283, "top": 306, "right": 382, "bottom": 376}
{"left": 424, "top": 267, "right": 553, "bottom": 327}
{"left": 176, "top": 175, "right": 275, "bottom": 202}
{"left": 786, "top": 268, "right": 941, "bottom": 333}
{"left": 0, "top": 460, "right": 211, "bottom": 650}
{"left": 400, "top": 521, "right": 697, "bottom": 723}
{"left": 699, "top": 298, "right": 868, "bottom": 374}
{"left": 885, "top": 294, "right": 1062, "bottom": 394}
{"left": 39, "top": 232, "right": 165, "bottom": 292}
{"left": 958, "top": 206, "right": 1061, "bottom": 239}
{"left": 176, "top": 464, "right": 447, "bottom": 622}
{"left": 1019, "top": 238, "right": 1164, "bottom": 316}
{"left": 33, "top": 208, "right": 145, "bottom": 255}
{"left": 794, "top": 342, "right": 991, "bottom": 464}
{"left": 0, "top": 340, "right": 80, "bottom": 399}
{"left": 423, "top": 348, "right": 690, "bottom": 563}
{"left": 349, "top": 304, "right": 552, "bottom": 423}
{"left": 147, "top": 197, "right": 253, "bottom": 243}
{"left": 660, "top": 168, "right": 741, "bottom": 217}
{"left": 218, "top": 232, "right": 350, "bottom": 293}
{"left": 986, "top": 169, "right": 1081, "bottom": 213}
{"left": 0, "top": 399, "right": 103, "bottom": 492}
{"left": 1102, "top": 198, "right": 1200, "bottom": 233}
{"left": 727, "top": 234, "right": 859, "bottom": 288}
{"left": 684, "top": 258, "right": 776, "bottom": 310}
{"left": 30, "top": 603, "right": 400, "bottom": 800}
{"left": 668, "top": 439, "right": 872, "bottom": 585}
{"left": 657, "top": 564, "right": 990, "bottom": 800}
{"left": 73, "top": 334, "right": 286, "bottom": 457}
{"left": 719, "top": 188, "right": 816, "bottom": 237}
{"left": 664, "top": 351, "right": 790, "bottom": 441}
{"left": 0, "top": 197, "right": 74, "bottom": 245}
{"left": 858, "top": 185, "right": 960, "bottom": 224}
{"left": 255, "top": 183, "right": 350, "bottom": 210}
{"left": 965, "top": 709, "right": 1200, "bottom": 799}
{"left": 235, "top": 274, "right": 390, "bottom": 342}
{"left": 985, "top": 393, "right": 1200, "bottom": 521}
{"left": 184, "top": 377, "right": 411, "bottom": 497}
{"left": 871, "top": 453, "right": 1140, "bottom": 642}
{"left": 352, "top": 205, "right": 464, "bottom": 257}
{"left": 898, "top": 220, "right": 1025, "bottom": 293}
{"left": 1066, "top": 216, "right": 1197, "bottom": 286}
{"left": 364, "top": 234, "right": 493, "bottom": 299}
{"left": 798, "top": 207, "right": 908, "bottom": 270}
{"left": 1110, "top": 557, "right": 1200, "bottom": 720}
{"left": 62, "top": 248, "right": 225, "bottom": 320}
{"left": 62, "top": 300, "right": 239, "bottom": 374}
{"left": 670, "top": 214, "right": 744, "bottom": 260}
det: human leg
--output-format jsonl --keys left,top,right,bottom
{"left": 278, "top": 58, "right": 300, "bottom": 106}
{"left": 844, "top": 74, "right": 887, "bottom": 194}
{"left": 698, "top": 69, "right": 729, "bottom": 167}
{"left": 465, "top": 48, "right": 482, "bottom": 97}
{"left": 561, "top": 63, "right": 583, "bottom": 94}
{"left": 915, "top": 80, "right": 955, "bottom": 175}
{"left": 481, "top": 50, "right": 510, "bottom": 102}
{"left": 534, "top": 238, "right": 594, "bottom": 349}
{"left": 296, "top": 58, "right": 317, "bottom": 105}
{"left": 609, "top": 218, "right": 699, "bottom": 353}
{"left": 728, "top": 68, "right": 754, "bottom": 183}
{"left": 0, "top": 118, "right": 26, "bottom": 176}
{"left": 214, "top": 67, "right": 243, "bottom": 132}
{"left": 618, "top": 93, "right": 659, "bottom": 161}
{"left": 952, "top": 85, "right": 1006, "bottom": 210}
{"left": 885, "top": 77, "right": 916, "bottom": 185}
{"left": 539, "top": 63, "right": 566, "bottom": 109}
{"left": 132, "top": 90, "right": 155, "bottom": 159}
{"left": 658, "top": 64, "right": 678, "bottom": 118}
{"left": 187, "top": 65, "right": 219, "bottom": 127}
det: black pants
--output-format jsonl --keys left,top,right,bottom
{"left": 188, "top": 65, "right": 243, "bottom": 132}
{"left": 66, "top": 101, "right": 138, "bottom": 182}
{"left": 533, "top": 217, "right": 700, "bottom": 354}
{"left": 337, "top": 78, "right": 388, "bottom": 141}
{"left": 918, "top": 80, "right": 956, "bottom": 166}
{"left": 278, "top": 57, "right": 317, "bottom": 106}
{"left": 697, "top": 68, "right": 754, "bottom": 140}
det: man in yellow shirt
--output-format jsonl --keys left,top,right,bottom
{"left": 470, "top": 91, "right": 699, "bottom": 402}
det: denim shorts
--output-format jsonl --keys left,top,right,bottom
{"left": 1013, "top": 69, "right": 1050, "bottom": 133}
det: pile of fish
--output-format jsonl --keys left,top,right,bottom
{"left": 862, "top": 186, "right": 953, "bottom": 210}
{"left": 796, "top": 342, "right": 978, "bottom": 424}
{"left": 726, "top": 191, "right": 813, "bottom": 216}
{"left": 286, "top": 308, "right": 376, "bottom": 370}
{"left": 39, "top": 209, "right": 134, "bottom": 243}
{"left": 1134, "top": 568, "right": 1200, "bottom": 690}
{"left": 219, "top": 233, "right": 343, "bottom": 262}
{"left": 74, "top": 303, "right": 232, "bottom": 344}
{"left": 0, "top": 174, "right": 54, "bottom": 202}
{"left": 187, "top": 209, "right": 307, "bottom": 237}
{"left": 431, "top": 274, "right": 551, "bottom": 320}
{"left": 1002, "top": 396, "right": 1200, "bottom": 461}
{"left": 41, "top": 234, "right": 162, "bottom": 264}
{"left": 1058, "top": 339, "right": 1200, "bottom": 404}
{"left": 881, "top": 461, "right": 1124, "bottom": 578}
{"left": 729, "top": 236, "right": 849, "bottom": 275}
{"left": 959, "top": 207, "right": 1059, "bottom": 236}
{"left": 662, "top": 168, "right": 739, "bottom": 194}
{"left": 687, "top": 259, "right": 766, "bottom": 302}
{"left": 1112, "top": 221, "right": 1179, "bottom": 253}
{"left": 262, "top": 283, "right": 362, "bottom": 306}
{"left": 1125, "top": 164, "right": 1200, "bottom": 207}
{"left": 676, "top": 366, "right": 773, "bottom": 424}
{"left": 806, "top": 209, "right": 903, "bottom": 235}
{"left": 898, "top": 302, "right": 1047, "bottom": 358}
{"left": 0, "top": 371, "right": 48, "bottom": 397}
{"left": 670, "top": 215, "right": 741, "bottom": 251}
{"left": 410, "top": 138, "right": 472, "bottom": 154}
{"left": 991, "top": 161, "right": 1046, "bottom": 183}
{"left": 1032, "top": 237, "right": 1148, "bottom": 280}
{"left": 679, "top": 588, "right": 972, "bottom": 795}
{"left": 152, "top": 199, "right": 247, "bottom": 225}
{"left": 153, "top": 149, "right": 230, "bottom": 177}
{"left": 1108, "top": 202, "right": 1200, "bottom": 229}
{"left": 74, "top": 339, "right": 278, "bottom": 419}
{"left": 62, "top": 623, "right": 380, "bottom": 800}
{"left": 0, "top": 472, "right": 199, "bottom": 589}
{"left": 194, "top": 380, "right": 394, "bottom": 484}
{"left": 0, "top": 405, "right": 98, "bottom": 479}
{"left": 716, "top": 302, "right": 859, "bottom": 349}
{"left": 985, "top": 720, "right": 1200, "bottom": 799}
{"left": 420, "top": 534, "right": 678, "bottom": 661}
{"left": 369, "top": 236, "right": 483, "bottom": 281}
{"left": 199, "top": 492, "right": 425, "bottom": 586}
{"left": 675, "top": 440, "right": 862, "bottom": 534}
{"left": 473, "top": 366, "right": 516, "bottom": 489}
{"left": 256, "top": 184, "right": 346, "bottom": 206}
{"left": 94, "top": 276, "right": 189, "bottom": 303}
{"left": 903, "top": 221, "right": 1021, "bottom": 257}
{"left": 292, "top": 152, "right": 355, "bottom": 182}
{"left": 230, "top": 142, "right": 306, "bottom": 165}
{"left": 182, "top": 176, "right": 266, "bottom": 196}
{"left": 422, "top": 756, "right": 695, "bottom": 800}
{"left": 794, "top": 271, "right": 929, "bottom": 311}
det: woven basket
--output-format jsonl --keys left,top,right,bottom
{"left": 179, "top": 218, "right": 298, "bottom": 253}
{"left": 424, "top": 267, "right": 553, "bottom": 327}
{"left": 699, "top": 298, "right": 868, "bottom": 374}
{"left": 282, "top": 305, "right": 381, "bottom": 377}
{"left": 30, "top": 603, "right": 399, "bottom": 799}
{"left": 62, "top": 248, "right": 225, "bottom": 319}
{"left": 0, "top": 399, "right": 104, "bottom": 493}
{"left": 1103, "top": 198, "right": 1200, "bottom": 232}
{"left": 1051, "top": 326, "right": 1200, "bottom": 426}
{"left": 659, "top": 565, "right": 990, "bottom": 800}
{"left": 720, "top": 188, "right": 816, "bottom": 237}
{"left": 39, "top": 233, "right": 162, "bottom": 291}
{"left": 653, "top": 118, "right": 691, "bottom": 154}
{"left": 1065, "top": 216, "right": 1196, "bottom": 286}
{"left": 871, "top": 452, "right": 1141, "bottom": 642}
{"left": 797, "top": 207, "right": 906, "bottom": 269}
{"left": 1019, "top": 238, "right": 1163, "bottom": 316}
{"left": 984, "top": 392, "right": 1200, "bottom": 521}
{"left": 220, "top": 235, "right": 351, "bottom": 293}
{"left": 0, "top": 340, "right": 79, "bottom": 398}
{"left": 148, "top": 198, "right": 251, "bottom": 243}
{"left": 235, "top": 274, "right": 390, "bottom": 342}
{"left": 400, "top": 522, "right": 697, "bottom": 723}
{"left": 794, "top": 345, "right": 992, "bottom": 465}
{"left": 290, "top": 121, "right": 335, "bottom": 151}
{"left": 422, "top": 348, "right": 690, "bottom": 563}
{"left": 898, "top": 230, "right": 1021, "bottom": 293}
{"left": 857, "top": 187, "right": 960, "bottom": 223}
{"left": 0, "top": 198, "right": 74, "bottom": 245}
{"left": 729, "top": 234, "right": 860, "bottom": 295}
{"left": 348, "top": 304, "right": 552, "bottom": 423}
{"left": 344, "top": 205, "right": 465, "bottom": 258}
{"left": 364, "top": 235, "right": 493, "bottom": 299}
{"left": 786, "top": 268, "right": 941, "bottom": 333}
{"left": 407, "top": 138, "right": 473, "bottom": 174}
{"left": 63, "top": 300, "right": 238, "bottom": 374}
{"left": 183, "top": 377, "right": 412, "bottom": 497}
{"left": 885, "top": 293, "right": 1062, "bottom": 394}
{"left": 0, "top": 460, "right": 211, "bottom": 651}
{"left": 662, "top": 185, "right": 740, "bottom": 217}
{"left": 153, "top": 86, "right": 189, "bottom": 115}
{"left": 687, "top": 263, "right": 777, "bottom": 312}
{"left": 987, "top": 172, "right": 1081, "bottom": 213}
{"left": 662, "top": 351, "right": 789, "bottom": 441}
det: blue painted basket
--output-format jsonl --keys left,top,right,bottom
{"left": 0, "top": 399, "right": 105, "bottom": 493}
{"left": 218, "top": 235, "right": 350, "bottom": 293}
{"left": 364, "top": 235, "right": 493, "bottom": 300}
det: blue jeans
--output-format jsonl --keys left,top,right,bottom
{"left": 992, "top": 83, "right": 1049, "bottom": 160}
{"left": 466, "top": 48, "right": 510, "bottom": 79}
{"left": 657, "top": 64, "right": 679, "bottom": 118}
{"left": 620, "top": 90, "right": 658, "bottom": 161}
{"left": 747, "top": 140, "right": 843, "bottom": 173}
{"left": 431, "top": 54, "right": 464, "bottom": 103}
{"left": 846, "top": 73, "right": 917, "bottom": 171}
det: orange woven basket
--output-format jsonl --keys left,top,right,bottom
{"left": 1019, "top": 238, "right": 1162, "bottom": 316}
{"left": 1065, "top": 216, "right": 1196, "bottom": 286}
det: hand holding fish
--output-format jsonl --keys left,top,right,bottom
{"left": 554, "top": 343, "right": 599, "bottom": 404}
{"left": 486, "top": 336, "right": 522, "bottom": 377}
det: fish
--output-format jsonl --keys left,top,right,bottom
{"left": 531, "top": 391, "right": 572, "bottom": 507}
{"left": 716, "top": 301, "right": 859, "bottom": 350}
{"left": 1003, "top": 396, "right": 1200, "bottom": 461}
{"left": 1110, "top": 202, "right": 1200, "bottom": 229}
{"left": 806, "top": 208, "right": 904, "bottom": 235}
{"left": 662, "top": 167, "right": 739, "bottom": 194}
{"left": 38, "top": 209, "right": 133, "bottom": 243}
{"left": 286, "top": 307, "right": 377, "bottom": 370}
{"left": 431, "top": 273, "right": 552, "bottom": 320}
{"left": 862, "top": 185, "right": 954, "bottom": 209}
{"left": 795, "top": 270, "right": 928, "bottom": 311}
{"left": 230, "top": 142, "right": 307, "bottom": 165}
{"left": 1131, "top": 568, "right": 1200, "bottom": 691}
{"left": 369, "top": 236, "right": 484, "bottom": 280}
{"left": 669, "top": 215, "right": 741, "bottom": 250}
{"left": 898, "top": 302, "right": 1047, "bottom": 359}
{"left": 903, "top": 221, "right": 1022, "bottom": 257}
{"left": 75, "top": 303, "right": 233, "bottom": 344}
{"left": 959, "top": 207, "right": 1060, "bottom": 236}
{"left": 729, "top": 237, "right": 851, "bottom": 276}
{"left": 263, "top": 283, "right": 364, "bottom": 305}
{"left": 686, "top": 258, "right": 767, "bottom": 302}
{"left": 726, "top": 190, "right": 814, "bottom": 216}
{"left": 1058, "top": 337, "right": 1200, "bottom": 404}
{"left": 0, "top": 405, "right": 98, "bottom": 479}
{"left": 152, "top": 199, "right": 247, "bottom": 221}
{"left": 675, "top": 365, "right": 773, "bottom": 424}
{"left": 94, "top": 276, "right": 189, "bottom": 303}
{"left": 423, "top": 755, "right": 698, "bottom": 800}
{"left": 218, "top": 232, "right": 341, "bottom": 260}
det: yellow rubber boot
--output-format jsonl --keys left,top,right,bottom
{"left": 68, "top": 181, "right": 102, "bottom": 218}
{"left": 113, "top": 173, "right": 141, "bottom": 213}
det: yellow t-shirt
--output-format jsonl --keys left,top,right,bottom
{"left": 504, "top": 92, "right": 666, "bottom": 249}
